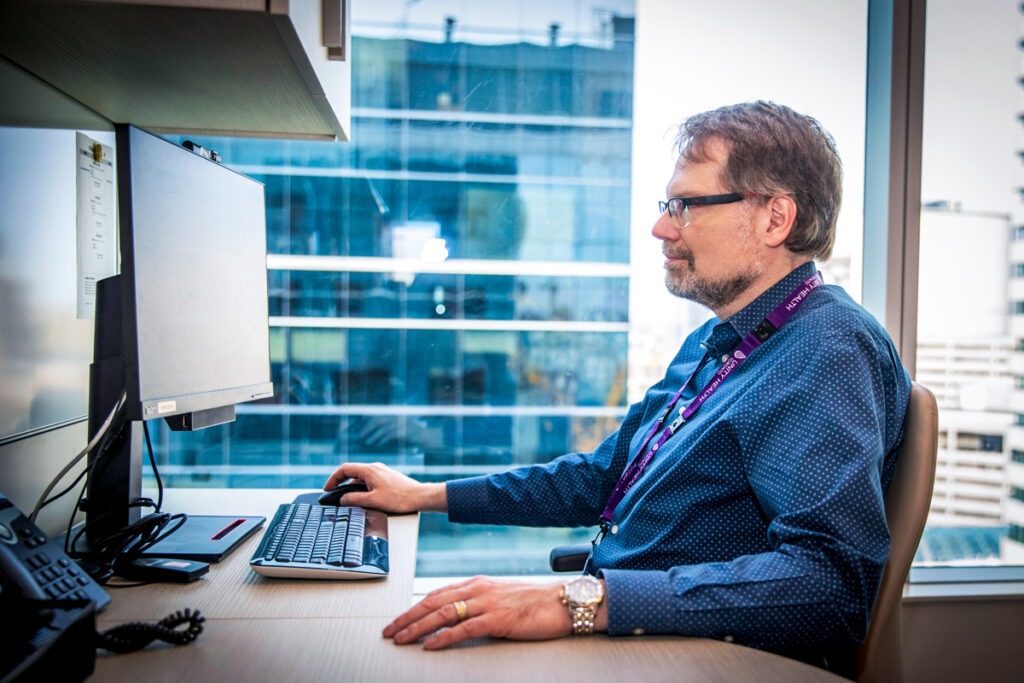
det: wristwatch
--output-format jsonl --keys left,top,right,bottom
{"left": 560, "top": 575, "right": 604, "bottom": 635}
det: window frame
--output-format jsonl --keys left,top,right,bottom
{"left": 867, "top": 0, "right": 1024, "bottom": 590}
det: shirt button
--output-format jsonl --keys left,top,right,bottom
{"left": 632, "top": 628, "right": 645, "bottom": 636}
{"left": 721, "top": 354, "right": 729, "bottom": 363}
{"left": 610, "top": 525, "right": 618, "bottom": 535}
{"left": 723, "top": 635, "right": 734, "bottom": 643}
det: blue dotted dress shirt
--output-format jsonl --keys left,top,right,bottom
{"left": 446, "top": 261, "right": 911, "bottom": 658}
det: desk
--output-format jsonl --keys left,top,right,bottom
{"left": 91, "top": 490, "right": 844, "bottom": 682}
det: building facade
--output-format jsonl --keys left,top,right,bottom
{"left": 915, "top": 208, "right": 1015, "bottom": 563}
{"left": 151, "top": 4, "right": 636, "bottom": 575}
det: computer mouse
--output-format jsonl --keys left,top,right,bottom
{"left": 318, "top": 479, "right": 369, "bottom": 506}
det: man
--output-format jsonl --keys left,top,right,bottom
{"left": 325, "top": 101, "right": 911, "bottom": 674}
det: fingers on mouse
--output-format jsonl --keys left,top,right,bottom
{"left": 318, "top": 479, "right": 369, "bottom": 506}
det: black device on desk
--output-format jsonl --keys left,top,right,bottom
{"left": 249, "top": 489, "right": 389, "bottom": 580}
{"left": 0, "top": 491, "right": 108, "bottom": 683}
{"left": 139, "top": 513, "right": 265, "bottom": 563}
{"left": 317, "top": 478, "right": 369, "bottom": 505}
{"left": 0, "top": 492, "right": 111, "bottom": 610}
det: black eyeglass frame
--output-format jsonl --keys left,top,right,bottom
{"left": 657, "top": 192, "right": 749, "bottom": 221}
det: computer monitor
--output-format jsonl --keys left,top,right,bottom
{"left": 86, "top": 124, "right": 273, "bottom": 558}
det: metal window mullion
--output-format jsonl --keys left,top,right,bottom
{"left": 863, "top": 0, "right": 927, "bottom": 377}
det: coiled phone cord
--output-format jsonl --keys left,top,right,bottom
{"left": 95, "top": 608, "right": 205, "bottom": 653}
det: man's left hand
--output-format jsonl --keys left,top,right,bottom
{"left": 382, "top": 576, "right": 605, "bottom": 649}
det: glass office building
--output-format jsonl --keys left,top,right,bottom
{"left": 151, "top": 4, "right": 636, "bottom": 575}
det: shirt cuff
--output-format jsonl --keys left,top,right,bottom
{"left": 599, "top": 568, "right": 680, "bottom": 636}
{"left": 444, "top": 476, "right": 491, "bottom": 523}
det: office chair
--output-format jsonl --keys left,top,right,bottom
{"left": 549, "top": 382, "right": 939, "bottom": 683}
{"left": 857, "top": 381, "right": 938, "bottom": 683}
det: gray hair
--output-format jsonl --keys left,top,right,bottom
{"left": 676, "top": 101, "right": 842, "bottom": 261}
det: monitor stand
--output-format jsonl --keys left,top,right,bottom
{"left": 141, "top": 513, "right": 265, "bottom": 563}
{"left": 87, "top": 275, "right": 266, "bottom": 565}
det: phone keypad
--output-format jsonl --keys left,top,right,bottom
{"left": 28, "top": 552, "right": 90, "bottom": 601}
{"left": 0, "top": 493, "right": 111, "bottom": 610}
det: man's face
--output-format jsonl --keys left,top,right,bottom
{"left": 652, "top": 139, "right": 765, "bottom": 314}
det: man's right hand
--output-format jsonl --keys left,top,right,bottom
{"left": 323, "top": 462, "right": 448, "bottom": 514}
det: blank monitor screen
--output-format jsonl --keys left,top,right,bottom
{"left": 117, "top": 125, "right": 273, "bottom": 422}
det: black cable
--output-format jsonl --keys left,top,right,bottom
{"left": 70, "top": 502, "right": 188, "bottom": 581}
{"left": 30, "top": 391, "right": 127, "bottom": 524}
{"left": 95, "top": 608, "right": 205, "bottom": 653}
{"left": 40, "top": 465, "right": 90, "bottom": 516}
{"left": 142, "top": 421, "right": 165, "bottom": 512}
{"left": 64, "top": 413, "right": 187, "bottom": 580}
{"left": 62, "top": 402, "right": 131, "bottom": 555}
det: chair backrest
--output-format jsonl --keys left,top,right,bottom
{"left": 857, "top": 382, "right": 938, "bottom": 683}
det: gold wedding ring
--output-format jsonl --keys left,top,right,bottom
{"left": 453, "top": 599, "right": 469, "bottom": 623}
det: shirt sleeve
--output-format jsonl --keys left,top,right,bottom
{"left": 601, "top": 327, "right": 911, "bottom": 651}
{"left": 446, "top": 398, "right": 648, "bottom": 528}
{"left": 445, "top": 329, "right": 712, "bottom": 529}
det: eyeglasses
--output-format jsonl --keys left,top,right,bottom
{"left": 657, "top": 192, "right": 748, "bottom": 228}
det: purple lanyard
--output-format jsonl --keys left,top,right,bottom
{"left": 598, "top": 272, "right": 823, "bottom": 527}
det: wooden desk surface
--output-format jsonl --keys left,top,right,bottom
{"left": 91, "top": 489, "right": 844, "bottom": 682}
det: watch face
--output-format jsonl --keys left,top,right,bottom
{"left": 566, "top": 576, "right": 603, "bottom": 606}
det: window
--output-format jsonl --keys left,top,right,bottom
{"left": 152, "top": 0, "right": 637, "bottom": 576}
{"left": 956, "top": 432, "right": 1005, "bottom": 453}
{"left": 916, "top": 0, "right": 1024, "bottom": 566}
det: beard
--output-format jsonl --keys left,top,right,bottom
{"left": 663, "top": 250, "right": 760, "bottom": 312}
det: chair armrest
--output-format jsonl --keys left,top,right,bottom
{"left": 549, "top": 543, "right": 591, "bottom": 572}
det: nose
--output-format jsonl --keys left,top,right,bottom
{"left": 651, "top": 209, "right": 679, "bottom": 242}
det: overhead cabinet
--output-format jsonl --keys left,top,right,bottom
{"left": 0, "top": 0, "right": 351, "bottom": 140}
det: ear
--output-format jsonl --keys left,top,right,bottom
{"left": 763, "top": 195, "right": 796, "bottom": 248}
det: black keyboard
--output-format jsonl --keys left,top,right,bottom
{"left": 249, "top": 502, "right": 388, "bottom": 580}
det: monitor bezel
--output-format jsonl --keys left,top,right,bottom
{"left": 115, "top": 124, "right": 273, "bottom": 423}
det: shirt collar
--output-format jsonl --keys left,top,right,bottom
{"left": 702, "top": 262, "right": 819, "bottom": 358}
{"left": 726, "top": 261, "right": 819, "bottom": 339}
